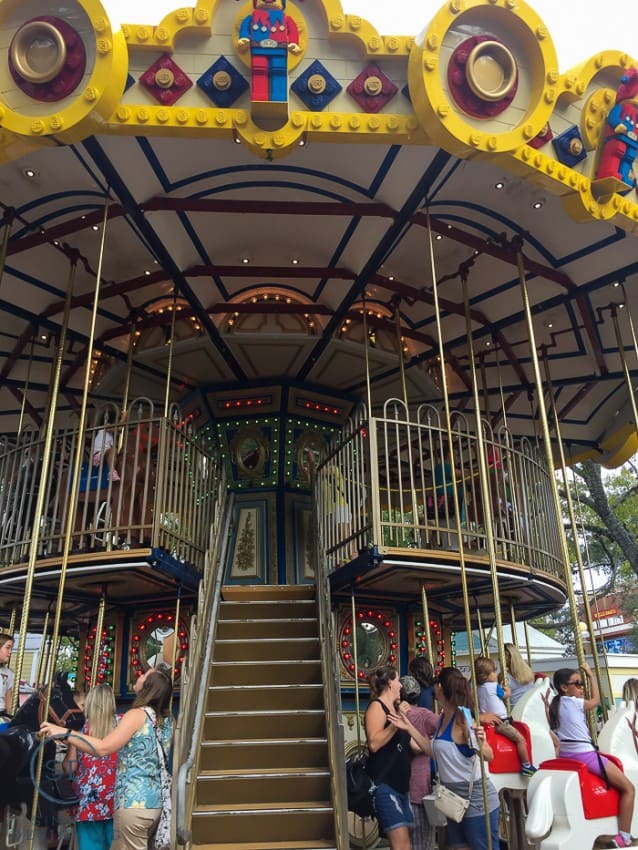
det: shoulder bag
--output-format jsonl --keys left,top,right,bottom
{"left": 423, "top": 725, "right": 476, "bottom": 824}
{"left": 145, "top": 709, "right": 172, "bottom": 850}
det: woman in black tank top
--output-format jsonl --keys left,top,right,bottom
{"left": 365, "top": 665, "right": 431, "bottom": 850}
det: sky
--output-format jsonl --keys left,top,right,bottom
{"left": 102, "top": 0, "right": 638, "bottom": 73}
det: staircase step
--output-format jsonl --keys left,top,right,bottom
{"left": 203, "top": 709, "right": 326, "bottom": 740}
{"left": 192, "top": 841, "right": 337, "bottom": 850}
{"left": 196, "top": 769, "right": 331, "bottom": 805}
{"left": 191, "top": 806, "right": 334, "bottom": 845}
{"left": 219, "top": 599, "right": 317, "bottom": 620}
{"left": 214, "top": 637, "right": 320, "bottom": 662}
{"left": 222, "top": 584, "right": 316, "bottom": 601}
{"left": 210, "top": 660, "right": 322, "bottom": 686}
{"left": 208, "top": 684, "right": 324, "bottom": 712}
{"left": 199, "top": 739, "right": 329, "bottom": 771}
{"left": 216, "top": 618, "right": 318, "bottom": 640}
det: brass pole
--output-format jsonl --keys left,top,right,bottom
{"left": 570, "top": 452, "right": 615, "bottom": 709}
{"left": 392, "top": 297, "right": 409, "bottom": 409}
{"left": 611, "top": 305, "right": 638, "bottom": 438}
{"left": 361, "top": 294, "right": 373, "bottom": 415}
{"left": 541, "top": 349, "right": 606, "bottom": 727}
{"left": 426, "top": 216, "right": 493, "bottom": 850}
{"left": 509, "top": 602, "right": 519, "bottom": 649}
{"left": 34, "top": 611, "right": 50, "bottom": 686}
{"left": 351, "top": 590, "right": 362, "bottom": 747}
{"left": 0, "top": 209, "right": 15, "bottom": 292}
{"left": 163, "top": 288, "right": 179, "bottom": 419}
{"left": 460, "top": 267, "right": 508, "bottom": 707}
{"left": 90, "top": 593, "right": 107, "bottom": 689}
{"left": 11, "top": 253, "right": 79, "bottom": 714}
{"left": 169, "top": 590, "right": 181, "bottom": 714}
{"left": 513, "top": 240, "right": 586, "bottom": 672}
{"left": 17, "top": 327, "right": 37, "bottom": 437}
{"left": 475, "top": 602, "right": 486, "bottom": 657}
{"left": 523, "top": 620, "right": 533, "bottom": 668}
{"left": 8, "top": 608, "right": 16, "bottom": 637}
{"left": 420, "top": 583, "right": 432, "bottom": 661}
{"left": 29, "top": 200, "right": 111, "bottom": 845}
{"left": 118, "top": 320, "right": 137, "bottom": 452}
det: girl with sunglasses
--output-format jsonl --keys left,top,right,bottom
{"left": 549, "top": 663, "right": 635, "bottom": 848}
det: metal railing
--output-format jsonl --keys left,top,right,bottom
{"left": 174, "top": 482, "right": 231, "bottom": 846}
{"left": 0, "top": 399, "right": 219, "bottom": 572}
{"left": 316, "top": 401, "right": 563, "bottom": 578}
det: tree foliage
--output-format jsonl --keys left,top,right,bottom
{"left": 531, "top": 453, "right": 638, "bottom": 653}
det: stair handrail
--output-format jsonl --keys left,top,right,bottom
{"left": 313, "top": 465, "right": 349, "bottom": 850}
{"left": 174, "top": 479, "right": 233, "bottom": 846}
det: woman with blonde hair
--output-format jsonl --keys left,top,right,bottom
{"left": 504, "top": 643, "right": 534, "bottom": 709}
{"left": 622, "top": 678, "right": 638, "bottom": 705}
{"left": 65, "top": 684, "right": 120, "bottom": 850}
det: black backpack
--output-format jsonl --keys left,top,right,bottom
{"left": 346, "top": 750, "right": 375, "bottom": 818}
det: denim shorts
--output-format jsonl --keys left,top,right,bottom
{"left": 373, "top": 783, "right": 414, "bottom": 833}
{"left": 446, "top": 805, "right": 500, "bottom": 850}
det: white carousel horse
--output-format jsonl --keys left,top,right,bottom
{"left": 485, "top": 676, "right": 557, "bottom": 794}
{"left": 525, "top": 700, "right": 638, "bottom": 850}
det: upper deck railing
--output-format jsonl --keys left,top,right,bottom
{"left": 315, "top": 401, "right": 564, "bottom": 580}
{"left": 0, "top": 399, "right": 219, "bottom": 571}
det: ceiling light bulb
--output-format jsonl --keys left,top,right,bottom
{"left": 241, "top": 257, "right": 250, "bottom": 264}
{"left": 435, "top": 234, "right": 443, "bottom": 240}
{"left": 23, "top": 168, "right": 36, "bottom": 178}
{"left": 92, "top": 224, "right": 100, "bottom": 231}
{"left": 532, "top": 200, "right": 544, "bottom": 209}
{"left": 495, "top": 181, "right": 505, "bottom": 190}
{"left": 291, "top": 257, "right": 300, "bottom": 265}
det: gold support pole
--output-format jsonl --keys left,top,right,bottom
{"left": 475, "top": 602, "right": 486, "bottom": 657}
{"left": 90, "top": 593, "right": 107, "bottom": 689}
{"left": 11, "top": 253, "right": 79, "bottom": 714}
{"left": 420, "top": 583, "right": 432, "bottom": 660}
{"left": 8, "top": 608, "right": 16, "bottom": 636}
{"left": 28, "top": 201, "right": 111, "bottom": 846}
{"left": 570, "top": 449, "right": 615, "bottom": 709}
{"left": 460, "top": 267, "right": 508, "bottom": 707}
{"left": 509, "top": 602, "right": 519, "bottom": 649}
{"left": 35, "top": 611, "right": 50, "bottom": 687}
{"left": 541, "top": 349, "right": 606, "bottom": 727}
{"left": 361, "top": 294, "right": 373, "bottom": 415}
{"left": 523, "top": 620, "right": 533, "bottom": 668}
{"left": 513, "top": 241, "right": 586, "bottom": 672}
{"left": 392, "top": 297, "right": 409, "bottom": 409}
{"left": 169, "top": 591, "right": 181, "bottom": 714}
{"left": 426, "top": 217, "right": 493, "bottom": 850}
{"left": 163, "top": 288, "right": 178, "bottom": 419}
{"left": 17, "top": 328, "right": 36, "bottom": 437}
{"left": 350, "top": 588, "right": 368, "bottom": 850}
{"left": 0, "top": 209, "right": 15, "bottom": 292}
{"left": 611, "top": 305, "right": 638, "bottom": 437}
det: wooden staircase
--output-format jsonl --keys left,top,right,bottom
{"left": 190, "top": 584, "right": 337, "bottom": 850}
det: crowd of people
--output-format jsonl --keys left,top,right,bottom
{"left": 362, "top": 648, "right": 638, "bottom": 850}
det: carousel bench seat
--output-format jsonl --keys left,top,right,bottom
{"left": 538, "top": 756, "right": 623, "bottom": 819}
{"left": 485, "top": 721, "right": 532, "bottom": 773}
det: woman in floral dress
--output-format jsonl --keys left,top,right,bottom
{"left": 42, "top": 666, "right": 173, "bottom": 850}
{"left": 65, "top": 684, "right": 120, "bottom": 850}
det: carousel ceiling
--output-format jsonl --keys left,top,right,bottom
{"left": 0, "top": 0, "right": 636, "bottom": 466}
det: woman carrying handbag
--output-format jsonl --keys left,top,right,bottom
{"left": 392, "top": 668, "right": 499, "bottom": 850}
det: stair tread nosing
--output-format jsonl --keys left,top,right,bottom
{"left": 192, "top": 842, "right": 336, "bottom": 850}
{"left": 201, "top": 736, "right": 328, "bottom": 747}
{"left": 198, "top": 768, "right": 331, "bottom": 779}
{"left": 193, "top": 802, "right": 333, "bottom": 814}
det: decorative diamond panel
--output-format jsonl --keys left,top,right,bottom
{"left": 552, "top": 125, "right": 588, "bottom": 167}
{"left": 197, "top": 56, "right": 249, "bottom": 108}
{"left": 139, "top": 54, "right": 193, "bottom": 105}
{"left": 291, "top": 60, "right": 342, "bottom": 111}
{"left": 346, "top": 64, "right": 398, "bottom": 113}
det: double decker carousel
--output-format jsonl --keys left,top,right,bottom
{"left": 0, "top": 0, "right": 637, "bottom": 848}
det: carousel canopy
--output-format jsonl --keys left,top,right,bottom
{"left": 0, "top": 0, "right": 636, "bottom": 466}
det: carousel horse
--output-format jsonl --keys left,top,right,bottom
{"left": 0, "top": 672, "right": 84, "bottom": 820}
{"left": 526, "top": 700, "right": 638, "bottom": 850}
{"left": 483, "top": 677, "right": 557, "bottom": 850}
